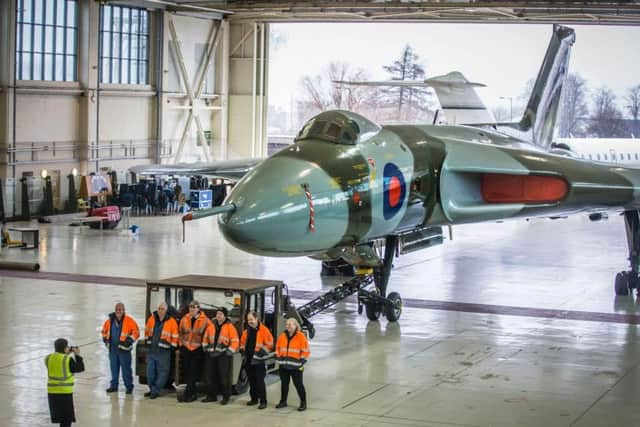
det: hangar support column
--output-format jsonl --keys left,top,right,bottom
{"left": 222, "top": 21, "right": 269, "bottom": 160}
{"left": 0, "top": 0, "right": 16, "bottom": 187}
{"left": 77, "top": 0, "right": 100, "bottom": 175}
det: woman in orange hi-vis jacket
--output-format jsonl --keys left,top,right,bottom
{"left": 240, "top": 311, "right": 274, "bottom": 409}
{"left": 275, "top": 318, "right": 310, "bottom": 411}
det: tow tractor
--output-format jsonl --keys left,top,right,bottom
{"left": 135, "top": 230, "right": 442, "bottom": 398}
{"left": 135, "top": 275, "right": 286, "bottom": 399}
{"left": 134, "top": 273, "right": 389, "bottom": 398}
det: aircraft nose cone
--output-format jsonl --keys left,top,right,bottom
{"left": 219, "top": 156, "right": 349, "bottom": 256}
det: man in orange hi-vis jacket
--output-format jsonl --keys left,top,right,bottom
{"left": 101, "top": 302, "right": 140, "bottom": 394}
{"left": 144, "top": 301, "right": 178, "bottom": 399}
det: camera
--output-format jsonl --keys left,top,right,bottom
{"left": 70, "top": 345, "right": 79, "bottom": 351}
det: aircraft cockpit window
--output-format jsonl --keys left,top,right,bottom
{"left": 296, "top": 119, "right": 360, "bottom": 145}
{"left": 294, "top": 111, "right": 379, "bottom": 145}
{"left": 326, "top": 123, "right": 341, "bottom": 139}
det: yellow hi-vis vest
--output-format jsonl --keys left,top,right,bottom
{"left": 45, "top": 353, "right": 74, "bottom": 394}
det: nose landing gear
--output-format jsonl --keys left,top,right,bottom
{"left": 615, "top": 210, "right": 640, "bottom": 296}
{"left": 358, "top": 235, "right": 403, "bottom": 322}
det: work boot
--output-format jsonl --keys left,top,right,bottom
{"left": 298, "top": 401, "right": 307, "bottom": 412}
{"left": 258, "top": 402, "right": 267, "bottom": 409}
{"left": 106, "top": 387, "right": 118, "bottom": 393}
{"left": 185, "top": 394, "right": 198, "bottom": 403}
{"left": 246, "top": 400, "right": 258, "bottom": 406}
{"left": 220, "top": 398, "right": 230, "bottom": 405}
{"left": 125, "top": 388, "right": 133, "bottom": 395}
{"left": 275, "top": 401, "right": 287, "bottom": 409}
{"left": 144, "top": 391, "right": 152, "bottom": 397}
{"left": 201, "top": 396, "right": 217, "bottom": 403}
{"left": 149, "top": 392, "right": 159, "bottom": 399}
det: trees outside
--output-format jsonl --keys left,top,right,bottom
{"left": 296, "top": 62, "right": 380, "bottom": 128}
{"left": 379, "top": 45, "right": 433, "bottom": 122}
{"left": 557, "top": 73, "right": 589, "bottom": 137}
{"left": 587, "top": 86, "right": 628, "bottom": 137}
{"left": 290, "top": 43, "right": 640, "bottom": 137}
{"left": 625, "top": 84, "right": 640, "bottom": 136}
{"left": 295, "top": 45, "right": 434, "bottom": 127}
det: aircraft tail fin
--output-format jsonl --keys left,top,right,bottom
{"left": 425, "top": 72, "right": 495, "bottom": 125}
{"left": 515, "top": 25, "right": 575, "bottom": 149}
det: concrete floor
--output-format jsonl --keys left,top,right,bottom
{"left": 0, "top": 214, "right": 639, "bottom": 426}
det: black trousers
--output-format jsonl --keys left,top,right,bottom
{"left": 279, "top": 367, "right": 306, "bottom": 403}
{"left": 181, "top": 347, "right": 203, "bottom": 398}
{"left": 206, "top": 354, "right": 232, "bottom": 400}
{"left": 247, "top": 363, "right": 267, "bottom": 404}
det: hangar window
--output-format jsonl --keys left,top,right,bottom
{"left": 588, "top": 154, "right": 592, "bottom": 160}
{"left": 604, "top": 154, "right": 608, "bottom": 160}
{"left": 636, "top": 153, "right": 639, "bottom": 161}
{"left": 16, "top": 0, "right": 78, "bottom": 81}
{"left": 597, "top": 154, "right": 601, "bottom": 161}
{"left": 100, "top": 5, "right": 149, "bottom": 84}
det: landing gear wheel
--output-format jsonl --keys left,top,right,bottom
{"left": 385, "top": 292, "right": 403, "bottom": 322}
{"left": 365, "top": 302, "right": 382, "bottom": 321}
{"left": 615, "top": 271, "right": 630, "bottom": 296}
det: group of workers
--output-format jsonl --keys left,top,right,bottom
{"left": 45, "top": 300, "right": 310, "bottom": 426}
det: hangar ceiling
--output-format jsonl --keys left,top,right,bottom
{"left": 130, "top": 1, "right": 640, "bottom": 25}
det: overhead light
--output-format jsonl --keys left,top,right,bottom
{"left": 41, "top": 169, "right": 48, "bottom": 179}
{"left": 71, "top": 167, "right": 78, "bottom": 177}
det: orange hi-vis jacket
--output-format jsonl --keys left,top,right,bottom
{"left": 203, "top": 320, "right": 239, "bottom": 354}
{"left": 240, "top": 323, "right": 274, "bottom": 363}
{"left": 179, "top": 313, "right": 209, "bottom": 351}
{"left": 144, "top": 312, "right": 179, "bottom": 350}
{"left": 276, "top": 330, "right": 310, "bottom": 369}
{"left": 101, "top": 314, "right": 140, "bottom": 351}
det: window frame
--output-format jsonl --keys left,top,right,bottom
{"left": 16, "top": 0, "right": 79, "bottom": 82}
{"left": 99, "top": 4, "right": 151, "bottom": 86}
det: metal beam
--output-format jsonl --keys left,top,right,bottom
{"left": 197, "top": 2, "right": 640, "bottom": 26}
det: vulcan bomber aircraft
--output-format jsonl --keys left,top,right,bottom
{"left": 133, "top": 25, "right": 640, "bottom": 324}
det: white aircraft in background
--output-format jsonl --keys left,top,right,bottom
{"left": 551, "top": 137, "right": 640, "bottom": 166}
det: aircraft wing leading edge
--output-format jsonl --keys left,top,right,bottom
{"left": 129, "top": 158, "right": 263, "bottom": 181}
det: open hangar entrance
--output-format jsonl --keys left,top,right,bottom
{"left": 2, "top": 1, "right": 640, "bottom": 215}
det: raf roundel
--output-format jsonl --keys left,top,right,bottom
{"left": 383, "top": 163, "right": 406, "bottom": 220}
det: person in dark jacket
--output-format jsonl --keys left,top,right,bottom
{"left": 46, "top": 338, "right": 85, "bottom": 427}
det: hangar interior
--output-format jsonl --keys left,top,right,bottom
{"left": 1, "top": 1, "right": 640, "bottom": 426}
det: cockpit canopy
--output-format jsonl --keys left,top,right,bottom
{"left": 295, "top": 110, "right": 381, "bottom": 145}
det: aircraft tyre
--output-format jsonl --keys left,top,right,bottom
{"left": 365, "top": 302, "right": 382, "bottom": 321}
{"left": 615, "top": 271, "right": 630, "bottom": 296}
{"left": 385, "top": 292, "right": 403, "bottom": 322}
